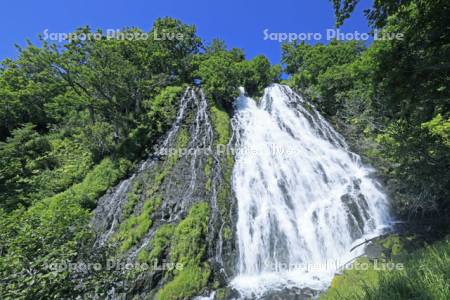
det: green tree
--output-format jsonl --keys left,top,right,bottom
{"left": 282, "top": 40, "right": 365, "bottom": 114}
{"left": 237, "top": 55, "right": 281, "bottom": 98}
{"left": 197, "top": 51, "right": 241, "bottom": 106}
{"left": 331, "top": 0, "right": 412, "bottom": 27}
{"left": 0, "top": 124, "right": 54, "bottom": 210}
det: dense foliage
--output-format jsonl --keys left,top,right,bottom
{"left": 331, "top": 0, "right": 412, "bottom": 27}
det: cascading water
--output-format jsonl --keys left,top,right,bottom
{"left": 94, "top": 174, "right": 135, "bottom": 247}
{"left": 93, "top": 88, "right": 194, "bottom": 247}
{"left": 230, "top": 84, "right": 391, "bottom": 298}
{"left": 127, "top": 87, "right": 223, "bottom": 260}
{"left": 92, "top": 87, "right": 228, "bottom": 271}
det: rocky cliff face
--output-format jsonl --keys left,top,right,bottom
{"left": 91, "top": 87, "right": 237, "bottom": 299}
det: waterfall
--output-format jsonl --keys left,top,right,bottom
{"left": 127, "top": 87, "right": 223, "bottom": 260}
{"left": 94, "top": 175, "right": 135, "bottom": 247}
{"left": 92, "top": 87, "right": 228, "bottom": 272}
{"left": 230, "top": 84, "right": 391, "bottom": 298}
{"left": 93, "top": 88, "right": 194, "bottom": 247}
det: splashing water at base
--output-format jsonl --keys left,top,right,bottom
{"left": 230, "top": 84, "right": 391, "bottom": 298}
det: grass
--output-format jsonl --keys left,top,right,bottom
{"left": 170, "top": 202, "right": 210, "bottom": 266}
{"left": 155, "top": 264, "right": 211, "bottom": 300}
{"left": 115, "top": 197, "right": 161, "bottom": 253}
{"left": 122, "top": 178, "right": 144, "bottom": 218}
{"left": 222, "top": 225, "right": 232, "bottom": 240}
{"left": 321, "top": 257, "right": 379, "bottom": 299}
{"left": 320, "top": 236, "right": 450, "bottom": 300}
{"left": 209, "top": 99, "right": 235, "bottom": 222}
{"left": 137, "top": 224, "right": 175, "bottom": 264}
{"left": 364, "top": 237, "right": 450, "bottom": 299}
{"left": 210, "top": 103, "right": 231, "bottom": 146}
{"left": 204, "top": 156, "right": 213, "bottom": 192}
{"left": 154, "top": 202, "right": 211, "bottom": 300}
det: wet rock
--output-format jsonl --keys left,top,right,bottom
{"left": 90, "top": 88, "right": 237, "bottom": 298}
{"left": 341, "top": 193, "right": 365, "bottom": 239}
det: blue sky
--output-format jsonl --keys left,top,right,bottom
{"left": 0, "top": 0, "right": 373, "bottom": 64}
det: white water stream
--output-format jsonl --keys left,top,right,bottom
{"left": 230, "top": 84, "right": 390, "bottom": 298}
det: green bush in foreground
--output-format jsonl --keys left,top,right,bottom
{"left": 321, "top": 236, "right": 450, "bottom": 300}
